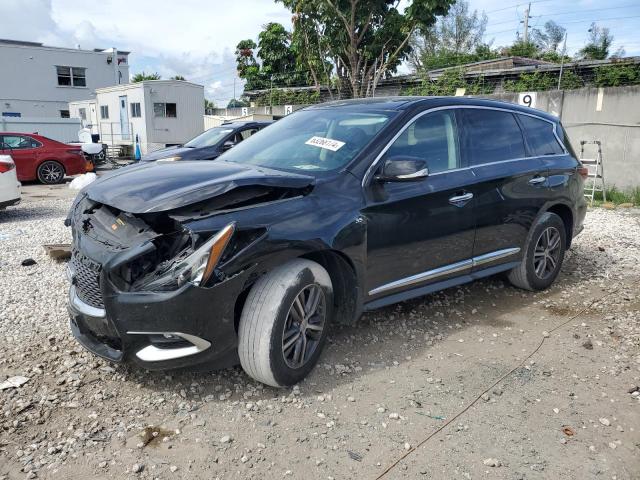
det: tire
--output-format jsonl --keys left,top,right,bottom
{"left": 238, "top": 259, "right": 333, "bottom": 387}
{"left": 37, "top": 161, "right": 65, "bottom": 184}
{"left": 508, "top": 212, "right": 566, "bottom": 291}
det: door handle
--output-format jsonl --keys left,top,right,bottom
{"left": 449, "top": 192, "right": 473, "bottom": 206}
{"left": 529, "top": 176, "right": 547, "bottom": 185}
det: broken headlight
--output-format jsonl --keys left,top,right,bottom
{"left": 139, "top": 222, "right": 235, "bottom": 291}
{"left": 176, "top": 223, "right": 235, "bottom": 287}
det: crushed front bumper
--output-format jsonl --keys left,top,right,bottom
{"left": 67, "top": 263, "right": 251, "bottom": 370}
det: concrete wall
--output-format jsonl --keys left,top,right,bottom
{"left": 0, "top": 43, "right": 128, "bottom": 118}
{"left": 485, "top": 86, "right": 640, "bottom": 189}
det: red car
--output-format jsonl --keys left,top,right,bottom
{"left": 0, "top": 132, "right": 87, "bottom": 184}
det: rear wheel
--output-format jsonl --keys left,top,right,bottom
{"left": 508, "top": 212, "right": 566, "bottom": 291}
{"left": 37, "top": 161, "right": 65, "bottom": 184}
{"left": 238, "top": 259, "right": 333, "bottom": 387}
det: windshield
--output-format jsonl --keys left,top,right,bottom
{"left": 185, "top": 127, "right": 234, "bottom": 148}
{"left": 220, "top": 109, "right": 395, "bottom": 172}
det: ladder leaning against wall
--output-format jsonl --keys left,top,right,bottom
{"left": 580, "top": 140, "right": 605, "bottom": 205}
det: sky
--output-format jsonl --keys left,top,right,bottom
{"left": 1, "top": 0, "right": 639, "bottom": 106}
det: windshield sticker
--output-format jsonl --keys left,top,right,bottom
{"left": 305, "top": 136, "right": 345, "bottom": 152}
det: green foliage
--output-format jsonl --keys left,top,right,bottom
{"left": 505, "top": 41, "right": 540, "bottom": 58}
{"left": 593, "top": 186, "right": 640, "bottom": 206}
{"left": 278, "top": 0, "right": 455, "bottom": 97}
{"left": 410, "top": 0, "right": 496, "bottom": 71}
{"left": 204, "top": 99, "right": 216, "bottom": 111}
{"left": 131, "top": 72, "right": 161, "bottom": 82}
{"left": 227, "top": 98, "right": 250, "bottom": 108}
{"left": 404, "top": 68, "right": 493, "bottom": 96}
{"left": 503, "top": 70, "right": 583, "bottom": 92}
{"left": 171, "top": 75, "right": 186, "bottom": 81}
{"left": 236, "top": 23, "right": 310, "bottom": 92}
{"left": 594, "top": 64, "right": 640, "bottom": 87}
{"left": 579, "top": 23, "right": 614, "bottom": 60}
{"left": 252, "top": 89, "right": 321, "bottom": 107}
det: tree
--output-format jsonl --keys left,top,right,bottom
{"left": 227, "top": 98, "right": 250, "bottom": 108}
{"left": 291, "top": 10, "right": 334, "bottom": 93}
{"left": 278, "top": 0, "right": 455, "bottom": 98}
{"left": 171, "top": 75, "right": 186, "bottom": 80}
{"left": 131, "top": 72, "right": 161, "bottom": 82}
{"left": 531, "top": 21, "right": 565, "bottom": 53}
{"left": 409, "top": 0, "right": 495, "bottom": 71}
{"left": 235, "top": 39, "right": 263, "bottom": 90}
{"left": 579, "top": 23, "right": 619, "bottom": 60}
{"left": 235, "top": 23, "right": 308, "bottom": 91}
{"left": 204, "top": 99, "right": 216, "bottom": 111}
{"left": 504, "top": 40, "right": 540, "bottom": 58}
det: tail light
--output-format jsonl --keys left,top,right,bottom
{"left": 577, "top": 166, "right": 589, "bottom": 179}
{"left": 0, "top": 161, "right": 15, "bottom": 174}
{"left": 67, "top": 149, "right": 84, "bottom": 156}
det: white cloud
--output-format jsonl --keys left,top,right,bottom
{"left": 1, "top": 0, "right": 638, "bottom": 105}
{"left": 0, "top": 0, "right": 290, "bottom": 105}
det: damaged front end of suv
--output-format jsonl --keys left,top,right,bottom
{"left": 65, "top": 160, "right": 316, "bottom": 370}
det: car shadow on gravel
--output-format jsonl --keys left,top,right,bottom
{"left": 110, "top": 241, "right": 612, "bottom": 404}
{"left": 0, "top": 204, "right": 69, "bottom": 225}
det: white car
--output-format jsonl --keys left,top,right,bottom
{"left": 0, "top": 155, "right": 21, "bottom": 209}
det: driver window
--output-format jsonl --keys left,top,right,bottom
{"left": 385, "top": 110, "right": 459, "bottom": 174}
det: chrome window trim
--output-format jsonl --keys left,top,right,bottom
{"left": 368, "top": 247, "right": 520, "bottom": 296}
{"left": 362, "top": 104, "right": 568, "bottom": 187}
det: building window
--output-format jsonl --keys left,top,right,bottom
{"left": 100, "top": 105, "right": 109, "bottom": 119}
{"left": 57, "top": 66, "right": 87, "bottom": 87}
{"left": 153, "top": 102, "right": 177, "bottom": 118}
{"left": 60, "top": 110, "right": 70, "bottom": 118}
{"left": 130, "top": 102, "right": 141, "bottom": 118}
{"left": 78, "top": 108, "right": 87, "bottom": 120}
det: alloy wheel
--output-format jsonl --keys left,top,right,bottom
{"left": 282, "top": 284, "right": 326, "bottom": 369}
{"left": 40, "top": 163, "right": 63, "bottom": 183}
{"left": 533, "top": 226, "right": 562, "bottom": 279}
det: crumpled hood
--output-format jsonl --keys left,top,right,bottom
{"left": 85, "top": 160, "right": 314, "bottom": 214}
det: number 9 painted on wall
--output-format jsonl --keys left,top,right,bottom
{"left": 518, "top": 92, "right": 537, "bottom": 108}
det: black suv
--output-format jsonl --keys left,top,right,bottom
{"left": 141, "top": 121, "right": 272, "bottom": 162}
{"left": 66, "top": 97, "right": 587, "bottom": 387}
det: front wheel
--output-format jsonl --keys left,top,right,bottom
{"left": 37, "top": 161, "right": 65, "bottom": 184}
{"left": 238, "top": 259, "right": 333, "bottom": 387}
{"left": 508, "top": 212, "right": 566, "bottom": 291}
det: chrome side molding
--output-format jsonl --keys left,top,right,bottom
{"left": 127, "top": 331, "right": 211, "bottom": 362}
{"left": 369, "top": 247, "right": 521, "bottom": 296}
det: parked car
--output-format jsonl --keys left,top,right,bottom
{"left": 66, "top": 97, "right": 587, "bottom": 387}
{"left": 0, "top": 155, "right": 21, "bottom": 209}
{"left": 141, "top": 121, "right": 273, "bottom": 162}
{"left": 0, "top": 133, "right": 87, "bottom": 184}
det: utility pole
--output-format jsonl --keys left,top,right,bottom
{"left": 557, "top": 32, "right": 568, "bottom": 90}
{"left": 522, "top": 3, "right": 531, "bottom": 44}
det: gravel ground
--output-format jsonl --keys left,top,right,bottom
{"left": 1, "top": 196, "right": 639, "bottom": 480}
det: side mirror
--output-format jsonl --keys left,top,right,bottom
{"left": 374, "top": 156, "right": 429, "bottom": 182}
{"left": 222, "top": 140, "right": 235, "bottom": 151}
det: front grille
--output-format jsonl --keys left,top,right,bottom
{"left": 72, "top": 252, "right": 104, "bottom": 309}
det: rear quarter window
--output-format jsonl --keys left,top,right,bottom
{"left": 518, "top": 115, "right": 565, "bottom": 156}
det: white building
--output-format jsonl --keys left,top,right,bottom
{"left": 0, "top": 38, "right": 129, "bottom": 119}
{"left": 69, "top": 80, "right": 205, "bottom": 154}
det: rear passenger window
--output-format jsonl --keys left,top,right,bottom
{"left": 459, "top": 109, "right": 526, "bottom": 165}
{"left": 518, "top": 115, "right": 565, "bottom": 156}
